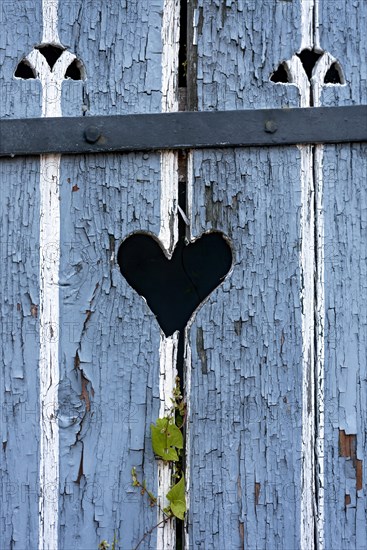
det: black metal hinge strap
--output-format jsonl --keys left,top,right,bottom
{"left": 0, "top": 106, "right": 366, "bottom": 157}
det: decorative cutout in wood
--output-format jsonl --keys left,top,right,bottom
{"left": 296, "top": 49, "right": 323, "bottom": 80}
{"left": 14, "top": 44, "right": 85, "bottom": 81}
{"left": 324, "top": 63, "right": 344, "bottom": 84}
{"left": 118, "top": 232, "right": 233, "bottom": 336}
{"left": 271, "top": 48, "right": 344, "bottom": 85}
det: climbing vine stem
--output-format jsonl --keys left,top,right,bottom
{"left": 133, "top": 376, "right": 186, "bottom": 545}
{"left": 98, "top": 377, "right": 186, "bottom": 549}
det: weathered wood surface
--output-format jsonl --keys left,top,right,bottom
{"left": 186, "top": 2, "right": 305, "bottom": 548}
{"left": 0, "top": 3, "right": 42, "bottom": 548}
{"left": 58, "top": 2, "right": 175, "bottom": 548}
{"left": 187, "top": 148, "right": 304, "bottom": 549}
{"left": 1, "top": 0, "right": 366, "bottom": 549}
{"left": 186, "top": 0, "right": 366, "bottom": 549}
{"left": 318, "top": 1, "right": 367, "bottom": 547}
{"left": 57, "top": 154, "right": 163, "bottom": 549}
{"left": 0, "top": 157, "right": 41, "bottom": 549}
{"left": 1, "top": 1, "right": 178, "bottom": 548}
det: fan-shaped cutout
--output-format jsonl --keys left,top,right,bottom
{"left": 324, "top": 62, "right": 343, "bottom": 84}
{"left": 118, "top": 232, "right": 233, "bottom": 336}
{"left": 296, "top": 49, "right": 322, "bottom": 80}
{"left": 270, "top": 63, "right": 289, "bottom": 83}
{"left": 14, "top": 59, "right": 36, "bottom": 79}
{"left": 65, "top": 59, "right": 84, "bottom": 80}
{"left": 36, "top": 44, "right": 64, "bottom": 69}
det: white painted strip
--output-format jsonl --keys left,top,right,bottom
{"left": 160, "top": 0, "right": 179, "bottom": 255}
{"left": 314, "top": 144, "right": 325, "bottom": 550}
{"left": 310, "top": 50, "right": 340, "bottom": 550}
{"left": 284, "top": 85, "right": 315, "bottom": 550}
{"left": 42, "top": 0, "right": 61, "bottom": 45}
{"left": 26, "top": 3, "right": 75, "bottom": 547}
{"left": 294, "top": 6, "right": 335, "bottom": 546}
{"left": 286, "top": 9, "right": 315, "bottom": 545}
{"left": 159, "top": 152, "right": 179, "bottom": 256}
{"left": 157, "top": 334, "right": 179, "bottom": 550}
{"left": 39, "top": 152, "right": 61, "bottom": 550}
{"left": 299, "top": 145, "right": 315, "bottom": 550}
{"left": 285, "top": 55, "right": 310, "bottom": 108}
{"left": 300, "top": 0, "right": 314, "bottom": 51}
{"left": 183, "top": 151, "right": 194, "bottom": 550}
{"left": 158, "top": 2, "right": 180, "bottom": 549}
{"left": 313, "top": 0, "right": 321, "bottom": 52}
{"left": 161, "top": 0, "right": 180, "bottom": 115}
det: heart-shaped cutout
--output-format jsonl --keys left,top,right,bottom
{"left": 118, "top": 232, "right": 232, "bottom": 336}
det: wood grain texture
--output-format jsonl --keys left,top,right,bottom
{"left": 187, "top": 148, "right": 304, "bottom": 549}
{"left": 58, "top": 153, "right": 163, "bottom": 549}
{"left": 321, "top": 140, "right": 367, "bottom": 548}
{"left": 0, "top": 4, "right": 42, "bottom": 548}
{"left": 1, "top": 1, "right": 366, "bottom": 549}
{"left": 317, "top": 2, "right": 367, "bottom": 548}
{"left": 1, "top": 0, "right": 170, "bottom": 548}
{"left": 186, "top": 1, "right": 307, "bottom": 548}
{"left": 57, "top": 1, "right": 168, "bottom": 547}
{"left": 0, "top": 158, "right": 41, "bottom": 549}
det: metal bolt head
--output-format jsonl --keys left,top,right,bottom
{"left": 264, "top": 120, "right": 278, "bottom": 134}
{"left": 84, "top": 126, "right": 101, "bottom": 143}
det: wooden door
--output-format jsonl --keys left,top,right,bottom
{"left": 0, "top": 1, "right": 366, "bottom": 549}
{"left": 185, "top": 1, "right": 367, "bottom": 548}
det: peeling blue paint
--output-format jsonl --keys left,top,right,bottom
{"left": 1, "top": 1, "right": 366, "bottom": 549}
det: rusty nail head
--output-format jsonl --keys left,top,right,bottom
{"left": 84, "top": 126, "right": 101, "bottom": 144}
{"left": 264, "top": 120, "right": 278, "bottom": 133}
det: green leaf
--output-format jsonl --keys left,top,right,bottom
{"left": 166, "top": 475, "right": 186, "bottom": 520}
{"left": 151, "top": 417, "right": 183, "bottom": 461}
{"left": 175, "top": 414, "right": 184, "bottom": 429}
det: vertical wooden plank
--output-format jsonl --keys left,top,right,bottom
{"left": 0, "top": 159, "right": 40, "bottom": 550}
{"left": 57, "top": 152, "right": 163, "bottom": 549}
{"left": 185, "top": 1, "right": 308, "bottom": 549}
{"left": 316, "top": 1, "right": 367, "bottom": 548}
{"left": 158, "top": 4, "right": 180, "bottom": 549}
{"left": 0, "top": 2, "right": 42, "bottom": 548}
{"left": 187, "top": 148, "right": 304, "bottom": 549}
{"left": 57, "top": 1, "right": 179, "bottom": 548}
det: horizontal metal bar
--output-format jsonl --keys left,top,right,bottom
{"left": 0, "top": 106, "right": 366, "bottom": 157}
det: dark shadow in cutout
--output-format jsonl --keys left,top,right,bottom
{"left": 178, "top": 0, "right": 187, "bottom": 87}
{"left": 65, "top": 59, "right": 83, "bottom": 80}
{"left": 296, "top": 49, "right": 323, "bottom": 80}
{"left": 36, "top": 44, "right": 64, "bottom": 69}
{"left": 14, "top": 60, "right": 36, "bottom": 79}
{"left": 270, "top": 63, "right": 289, "bottom": 84}
{"left": 324, "top": 62, "right": 343, "bottom": 84}
{"left": 118, "top": 232, "right": 233, "bottom": 337}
